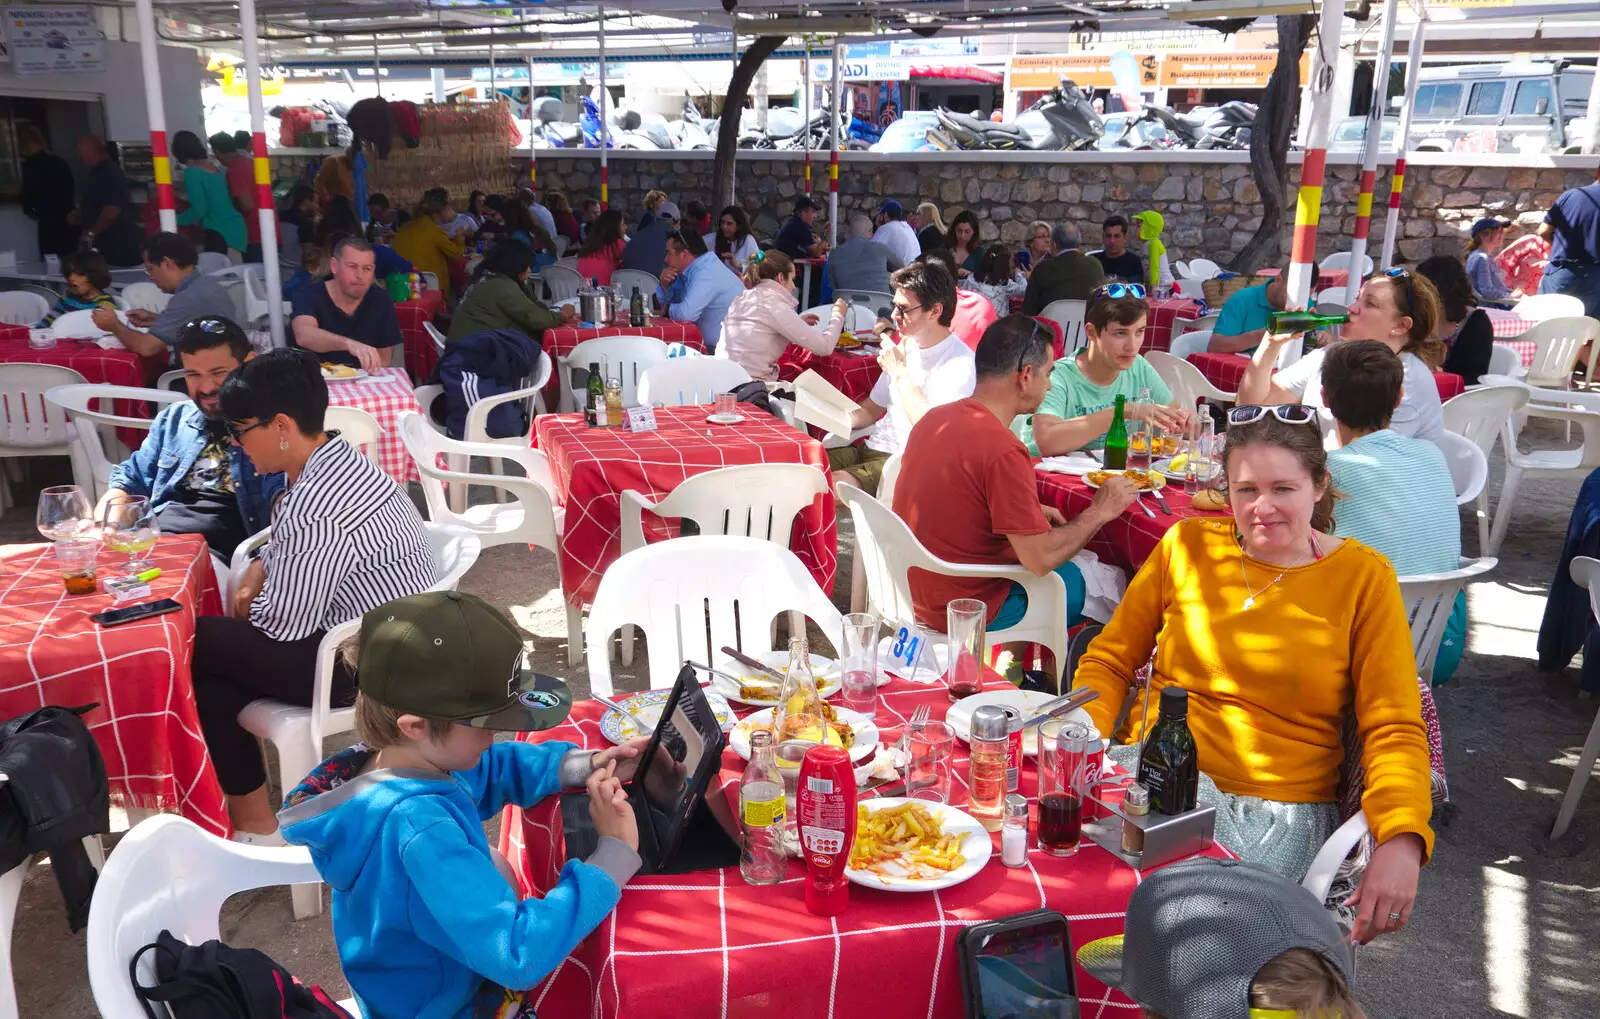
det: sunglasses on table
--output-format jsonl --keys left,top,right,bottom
{"left": 1225, "top": 404, "right": 1318, "bottom": 428}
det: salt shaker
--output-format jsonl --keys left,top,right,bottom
{"left": 1001, "top": 794, "right": 1029, "bottom": 868}
{"left": 1121, "top": 782, "right": 1149, "bottom": 858}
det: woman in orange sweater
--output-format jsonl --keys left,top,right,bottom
{"left": 1075, "top": 406, "right": 1432, "bottom": 945}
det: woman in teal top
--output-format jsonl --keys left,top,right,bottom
{"left": 172, "top": 130, "right": 246, "bottom": 255}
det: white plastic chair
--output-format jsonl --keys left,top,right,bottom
{"left": 1169, "top": 330, "right": 1215, "bottom": 360}
{"left": 419, "top": 271, "right": 440, "bottom": 293}
{"left": 155, "top": 369, "right": 186, "bottom": 392}
{"left": 540, "top": 263, "right": 585, "bottom": 304}
{"left": 1173, "top": 277, "right": 1206, "bottom": 299}
{"left": 1172, "top": 260, "right": 1190, "bottom": 279}
{"left": 584, "top": 535, "right": 844, "bottom": 697}
{"left": 1321, "top": 251, "right": 1373, "bottom": 275}
{"left": 423, "top": 320, "right": 448, "bottom": 358}
{"left": 239, "top": 265, "right": 278, "bottom": 326}
{"left": 85, "top": 815, "right": 355, "bottom": 1019}
{"left": 1038, "top": 300, "right": 1086, "bottom": 352}
{"left": 1181, "top": 258, "right": 1221, "bottom": 280}
{"left": 43, "top": 384, "right": 188, "bottom": 500}
{"left": 233, "top": 521, "right": 481, "bottom": 918}
{"left": 1518, "top": 316, "right": 1599, "bottom": 389}
{"left": 0, "top": 290, "right": 49, "bottom": 326}
{"left": 560, "top": 336, "right": 668, "bottom": 412}
{"left": 833, "top": 289, "right": 895, "bottom": 321}
{"left": 553, "top": 235, "right": 570, "bottom": 258}
{"left": 1399, "top": 556, "right": 1496, "bottom": 685}
{"left": 1486, "top": 342, "right": 1524, "bottom": 381}
{"left": 610, "top": 269, "right": 660, "bottom": 306}
{"left": 1442, "top": 382, "right": 1529, "bottom": 553}
{"left": 636, "top": 358, "right": 752, "bottom": 406}
{"left": 1435, "top": 431, "right": 1487, "bottom": 507}
{"left": 555, "top": 256, "right": 580, "bottom": 272}
{"left": 1302, "top": 810, "right": 1371, "bottom": 903}
{"left": 805, "top": 303, "right": 879, "bottom": 333}
{"left": 840, "top": 485, "right": 1070, "bottom": 690}
{"left": 214, "top": 276, "right": 247, "bottom": 327}
{"left": 1481, "top": 378, "right": 1600, "bottom": 556}
{"left": 325, "top": 405, "right": 382, "bottom": 468}
{"left": 0, "top": 363, "right": 89, "bottom": 511}
{"left": 119, "top": 282, "right": 170, "bottom": 314}
{"left": 1145, "top": 350, "right": 1236, "bottom": 408}
{"left": 1552, "top": 556, "right": 1600, "bottom": 839}
{"left": 1517, "top": 293, "right": 1585, "bottom": 322}
{"left": 16, "top": 284, "right": 60, "bottom": 305}
{"left": 196, "top": 252, "right": 232, "bottom": 275}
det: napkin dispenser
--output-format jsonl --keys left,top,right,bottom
{"left": 1081, "top": 775, "right": 1215, "bottom": 870}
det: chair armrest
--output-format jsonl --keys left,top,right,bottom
{"left": 433, "top": 469, "right": 562, "bottom": 549}
{"left": 1301, "top": 810, "right": 1370, "bottom": 903}
{"left": 310, "top": 617, "right": 362, "bottom": 748}
{"left": 619, "top": 488, "right": 665, "bottom": 554}
{"left": 463, "top": 382, "right": 548, "bottom": 443}
{"left": 226, "top": 526, "right": 271, "bottom": 617}
{"left": 435, "top": 438, "right": 558, "bottom": 492}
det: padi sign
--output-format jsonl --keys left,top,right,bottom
{"left": 810, "top": 58, "right": 908, "bottom": 82}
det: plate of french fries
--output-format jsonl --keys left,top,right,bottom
{"left": 845, "top": 798, "right": 992, "bottom": 892}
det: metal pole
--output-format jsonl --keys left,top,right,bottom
{"left": 431, "top": 67, "right": 446, "bottom": 103}
{"left": 373, "top": 43, "right": 381, "bottom": 97}
{"left": 730, "top": 22, "right": 738, "bottom": 196}
{"left": 527, "top": 57, "right": 537, "bottom": 195}
{"left": 802, "top": 36, "right": 812, "bottom": 194}
{"left": 1281, "top": 0, "right": 1346, "bottom": 367}
{"left": 1379, "top": 17, "right": 1426, "bottom": 270}
{"left": 598, "top": 8, "right": 608, "bottom": 210}
{"left": 239, "top": 0, "right": 283, "bottom": 347}
{"left": 1344, "top": 0, "right": 1399, "bottom": 304}
{"left": 489, "top": 43, "right": 496, "bottom": 99}
{"left": 133, "top": 0, "right": 175, "bottom": 232}
{"left": 828, "top": 41, "right": 841, "bottom": 250}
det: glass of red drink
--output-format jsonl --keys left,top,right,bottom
{"left": 944, "top": 598, "right": 987, "bottom": 701}
{"left": 1038, "top": 720, "right": 1092, "bottom": 856}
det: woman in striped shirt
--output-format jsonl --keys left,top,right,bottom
{"left": 192, "top": 348, "right": 437, "bottom": 842}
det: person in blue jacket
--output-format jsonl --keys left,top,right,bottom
{"left": 279, "top": 591, "right": 646, "bottom": 1019}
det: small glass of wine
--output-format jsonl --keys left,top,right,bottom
{"left": 36, "top": 485, "right": 93, "bottom": 543}
{"left": 100, "top": 495, "right": 161, "bottom": 576}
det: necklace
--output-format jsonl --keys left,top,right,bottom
{"left": 1236, "top": 533, "right": 1318, "bottom": 610}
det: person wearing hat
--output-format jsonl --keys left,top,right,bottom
{"left": 873, "top": 198, "right": 922, "bottom": 267}
{"left": 279, "top": 590, "right": 647, "bottom": 1019}
{"left": 775, "top": 195, "right": 829, "bottom": 260}
{"left": 620, "top": 198, "right": 679, "bottom": 277}
{"left": 1464, "top": 216, "right": 1519, "bottom": 305}
{"left": 1077, "top": 858, "right": 1367, "bottom": 1019}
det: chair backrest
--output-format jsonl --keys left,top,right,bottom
{"left": 0, "top": 363, "right": 88, "bottom": 450}
{"left": 48, "top": 308, "right": 117, "bottom": 339}
{"left": 1172, "top": 260, "right": 1190, "bottom": 279}
{"left": 636, "top": 357, "right": 752, "bottom": 406}
{"left": 833, "top": 289, "right": 895, "bottom": 321}
{"left": 419, "top": 271, "right": 440, "bottom": 292}
{"left": 1521, "top": 316, "right": 1600, "bottom": 387}
{"left": 1038, "top": 299, "right": 1086, "bottom": 351}
{"left": 1434, "top": 430, "right": 1487, "bottom": 506}
{"left": 1183, "top": 258, "right": 1222, "bottom": 280}
{"left": 86, "top": 815, "right": 324, "bottom": 1019}
{"left": 326, "top": 406, "right": 383, "bottom": 467}
{"left": 553, "top": 235, "right": 570, "bottom": 257}
{"left": 196, "top": 252, "right": 232, "bottom": 274}
{"left": 17, "top": 283, "right": 60, "bottom": 305}
{"left": 1321, "top": 251, "right": 1373, "bottom": 274}
{"left": 646, "top": 464, "right": 827, "bottom": 549}
{"left": 555, "top": 256, "right": 580, "bottom": 271}
{"left": 1398, "top": 557, "right": 1496, "bottom": 676}
{"left": 805, "top": 303, "right": 880, "bottom": 333}
{"left": 44, "top": 383, "right": 188, "bottom": 495}
{"left": 120, "top": 282, "right": 171, "bottom": 314}
{"left": 1146, "top": 350, "right": 1228, "bottom": 407}
{"left": 1442, "top": 380, "right": 1529, "bottom": 459}
{"left": 1486, "top": 342, "right": 1522, "bottom": 378}
{"left": 876, "top": 453, "right": 904, "bottom": 508}
{"left": 540, "top": 263, "right": 586, "bottom": 304}
{"left": 1517, "top": 293, "right": 1585, "bottom": 322}
{"left": 0, "top": 290, "right": 49, "bottom": 326}
{"left": 1571, "top": 556, "right": 1600, "bottom": 623}
{"left": 585, "top": 535, "right": 843, "bottom": 695}
{"left": 1168, "top": 329, "right": 1214, "bottom": 360}
{"left": 423, "top": 320, "right": 447, "bottom": 355}
{"left": 156, "top": 369, "right": 186, "bottom": 392}
{"left": 1173, "top": 276, "right": 1206, "bottom": 299}
{"left": 563, "top": 335, "right": 669, "bottom": 409}
{"left": 219, "top": 276, "right": 249, "bottom": 325}
{"left": 840, "top": 484, "right": 949, "bottom": 626}
{"left": 610, "top": 269, "right": 660, "bottom": 305}
{"left": 423, "top": 520, "right": 481, "bottom": 591}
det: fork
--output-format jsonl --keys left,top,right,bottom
{"left": 891, "top": 704, "right": 931, "bottom": 762}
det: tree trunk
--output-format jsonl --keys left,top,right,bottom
{"left": 712, "top": 35, "right": 788, "bottom": 215}
{"left": 1230, "top": 14, "right": 1316, "bottom": 273}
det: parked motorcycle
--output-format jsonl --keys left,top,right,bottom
{"left": 924, "top": 82, "right": 1103, "bottom": 152}
{"left": 528, "top": 96, "right": 581, "bottom": 149}
{"left": 1119, "top": 102, "right": 1256, "bottom": 150}
{"left": 667, "top": 97, "right": 713, "bottom": 150}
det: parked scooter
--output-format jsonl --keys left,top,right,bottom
{"left": 528, "top": 96, "right": 581, "bottom": 148}
{"left": 1121, "top": 102, "right": 1256, "bottom": 150}
{"left": 667, "top": 97, "right": 713, "bottom": 150}
{"left": 924, "top": 81, "right": 1103, "bottom": 151}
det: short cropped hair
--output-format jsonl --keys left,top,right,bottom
{"left": 176, "top": 316, "right": 252, "bottom": 363}
{"left": 331, "top": 234, "right": 374, "bottom": 261}
{"left": 218, "top": 348, "right": 328, "bottom": 437}
{"left": 892, "top": 260, "right": 957, "bottom": 328}
{"left": 1102, "top": 214, "right": 1130, "bottom": 234}
{"left": 1051, "top": 224, "right": 1082, "bottom": 251}
{"left": 144, "top": 232, "right": 199, "bottom": 270}
{"left": 1321, "top": 339, "right": 1403, "bottom": 432}
{"left": 1086, "top": 285, "right": 1150, "bottom": 332}
{"left": 668, "top": 228, "right": 709, "bottom": 258}
{"left": 975, "top": 315, "right": 1053, "bottom": 380}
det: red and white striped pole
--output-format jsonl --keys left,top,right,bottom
{"left": 1379, "top": 18, "right": 1427, "bottom": 270}
{"left": 598, "top": 11, "right": 608, "bottom": 211}
{"left": 239, "top": 0, "right": 283, "bottom": 345}
{"left": 827, "top": 41, "right": 841, "bottom": 250}
{"left": 1282, "top": 0, "right": 1346, "bottom": 368}
{"left": 133, "top": 0, "right": 175, "bottom": 233}
{"left": 1343, "top": 0, "right": 1399, "bottom": 304}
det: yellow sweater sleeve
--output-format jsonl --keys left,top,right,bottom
{"left": 1074, "top": 525, "right": 1169, "bottom": 739}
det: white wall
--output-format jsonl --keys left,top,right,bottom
{"left": 0, "top": 40, "right": 203, "bottom": 143}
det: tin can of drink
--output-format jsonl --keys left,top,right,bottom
{"left": 1079, "top": 724, "right": 1107, "bottom": 819}
{"left": 1001, "top": 706, "right": 1024, "bottom": 794}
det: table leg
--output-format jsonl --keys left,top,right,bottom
{"left": 800, "top": 261, "right": 815, "bottom": 309}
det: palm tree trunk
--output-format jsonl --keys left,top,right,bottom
{"left": 712, "top": 35, "right": 788, "bottom": 214}
{"left": 1230, "top": 14, "right": 1316, "bottom": 273}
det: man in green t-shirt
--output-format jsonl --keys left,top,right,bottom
{"left": 1024, "top": 284, "right": 1193, "bottom": 456}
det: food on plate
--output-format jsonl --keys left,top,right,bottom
{"left": 1190, "top": 488, "right": 1228, "bottom": 511}
{"left": 320, "top": 362, "right": 360, "bottom": 379}
{"left": 836, "top": 332, "right": 862, "bottom": 350}
{"left": 849, "top": 801, "right": 967, "bottom": 878}
{"left": 749, "top": 699, "right": 854, "bottom": 749}
{"left": 1167, "top": 453, "right": 1219, "bottom": 477}
{"left": 1085, "top": 469, "right": 1160, "bottom": 491}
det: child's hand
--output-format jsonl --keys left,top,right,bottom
{"left": 587, "top": 762, "right": 638, "bottom": 851}
{"left": 592, "top": 736, "right": 650, "bottom": 783}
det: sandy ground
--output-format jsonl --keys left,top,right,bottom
{"left": 6, "top": 417, "right": 1600, "bottom": 1018}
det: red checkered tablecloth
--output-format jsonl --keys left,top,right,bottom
{"left": 500, "top": 670, "right": 1229, "bottom": 1019}
{"left": 1485, "top": 308, "right": 1540, "bottom": 368}
{"left": 1142, "top": 297, "right": 1206, "bottom": 354}
{"left": 1254, "top": 267, "right": 1349, "bottom": 293}
{"left": 326, "top": 367, "right": 421, "bottom": 484}
{"left": 0, "top": 536, "right": 228, "bottom": 835}
{"left": 1185, "top": 352, "right": 1464, "bottom": 401}
{"left": 1036, "top": 470, "right": 1228, "bottom": 573}
{"left": 535, "top": 407, "right": 836, "bottom": 607}
{"left": 0, "top": 327, "right": 167, "bottom": 447}
{"left": 777, "top": 346, "right": 884, "bottom": 403}
{"left": 1497, "top": 235, "right": 1549, "bottom": 295}
{"left": 396, "top": 290, "right": 447, "bottom": 381}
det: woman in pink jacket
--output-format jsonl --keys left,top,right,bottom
{"left": 720, "top": 250, "right": 847, "bottom": 381}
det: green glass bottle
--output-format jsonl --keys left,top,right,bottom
{"left": 1103, "top": 394, "right": 1129, "bottom": 470}
{"left": 1266, "top": 310, "right": 1349, "bottom": 335}
{"left": 585, "top": 362, "right": 606, "bottom": 427}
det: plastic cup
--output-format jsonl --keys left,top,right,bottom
{"left": 53, "top": 539, "right": 99, "bottom": 595}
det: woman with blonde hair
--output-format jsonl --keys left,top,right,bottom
{"left": 720, "top": 250, "right": 847, "bottom": 382}
{"left": 1017, "top": 220, "right": 1053, "bottom": 274}
{"left": 1464, "top": 216, "right": 1518, "bottom": 304}
{"left": 639, "top": 189, "right": 669, "bottom": 231}
{"left": 915, "top": 202, "right": 946, "bottom": 254}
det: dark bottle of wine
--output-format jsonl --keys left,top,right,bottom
{"left": 1136, "top": 686, "right": 1199, "bottom": 816}
{"left": 585, "top": 361, "right": 605, "bottom": 427}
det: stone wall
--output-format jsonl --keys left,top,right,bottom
{"left": 267, "top": 150, "right": 1595, "bottom": 268}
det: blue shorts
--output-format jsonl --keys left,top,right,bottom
{"left": 1432, "top": 589, "right": 1468, "bottom": 686}
{"left": 991, "top": 560, "right": 1087, "bottom": 631}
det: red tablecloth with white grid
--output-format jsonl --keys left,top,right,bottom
{"left": 777, "top": 346, "right": 884, "bottom": 403}
{"left": 396, "top": 290, "right": 447, "bottom": 381}
{"left": 499, "top": 669, "right": 1229, "bottom": 1019}
{"left": 0, "top": 536, "right": 229, "bottom": 836}
{"left": 0, "top": 327, "right": 166, "bottom": 447}
{"left": 1184, "top": 352, "right": 1465, "bottom": 401}
{"left": 534, "top": 407, "right": 836, "bottom": 607}
{"left": 1036, "top": 470, "right": 1228, "bottom": 574}
{"left": 1486, "top": 307, "right": 1541, "bottom": 368}
{"left": 325, "top": 367, "right": 421, "bottom": 485}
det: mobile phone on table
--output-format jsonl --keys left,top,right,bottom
{"left": 91, "top": 598, "right": 182, "bottom": 628}
{"left": 957, "top": 909, "right": 1078, "bottom": 1019}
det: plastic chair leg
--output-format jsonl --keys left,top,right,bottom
{"left": 849, "top": 549, "right": 866, "bottom": 614}
{"left": 447, "top": 452, "right": 468, "bottom": 514}
{"left": 274, "top": 736, "right": 326, "bottom": 919}
{"left": 1476, "top": 490, "right": 1490, "bottom": 555}
{"left": 1485, "top": 465, "right": 1524, "bottom": 558}
{"left": 1551, "top": 703, "right": 1600, "bottom": 839}
{"left": 566, "top": 601, "right": 584, "bottom": 668}
{"left": 0, "top": 861, "right": 25, "bottom": 1019}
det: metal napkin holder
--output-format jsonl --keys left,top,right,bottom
{"left": 1081, "top": 775, "right": 1216, "bottom": 870}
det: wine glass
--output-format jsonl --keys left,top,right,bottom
{"left": 36, "top": 485, "right": 93, "bottom": 542}
{"left": 100, "top": 495, "right": 161, "bottom": 576}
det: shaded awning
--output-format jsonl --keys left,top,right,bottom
{"left": 909, "top": 64, "right": 1003, "bottom": 85}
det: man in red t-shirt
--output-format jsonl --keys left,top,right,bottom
{"left": 211, "top": 132, "right": 261, "bottom": 261}
{"left": 893, "top": 315, "right": 1135, "bottom": 634}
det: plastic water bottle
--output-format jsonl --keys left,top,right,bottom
{"left": 739, "top": 730, "right": 787, "bottom": 885}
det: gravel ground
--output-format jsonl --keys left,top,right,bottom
{"left": 7, "top": 416, "right": 1600, "bottom": 1018}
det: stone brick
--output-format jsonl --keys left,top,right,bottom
{"left": 1081, "top": 183, "right": 1105, "bottom": 204}
{"left": 1139, "top": 164, "right": 1165, "bottom": 185}
{"left": 999, "top": 163, "right": 1022, "bottom": 180}
{"left": 1410, "top": 184, "right": 1443, "bottom": 210}
{"left": 990, "top": 205, "right": 1013, "bottom": 223}
{"left": 1202, "top": 179, "right": 1228, "bottom": 202}
{"left": 1109, "top": 184, "right": 1131, "bottom": 202}
{"left": 1432, "top": 166, "right": 1468, "bottom": 189}
{"left": 1403, "top": 217, "right": 1435, "bottom": 238}
{"left": 1482, "top": 190, "right": 1515, "bottom": 211}
{"left": 1442, "top": 191, "right": 1481, "bottom": 206}
{"left": 940, "top": 180, "right": 964, "bottom": 203}
{"left": 1232, "top": 179, "right": 1259, "bottom": 204}
{"left": 981, "top": 180, "right": 1013, "bottom": 203}
{"left": 1506, "top": 168, "right": 1538, "bottom": 190}
{"left": 1537, "top": 169, "right": 1568, "bottom": 189}
{"left": 999, "top": 220, "right": 1028, "bottom": 244}
{"left": 1047, "top": 165, "right": 1074, "bottom": 183}
{"left": 978, "top": 219, "right": 1001, "bottom": 242}
{"left": 1464, "top": 167, "right": 1506, "bottom": 189}
{"left": 965, "top": 179, "right": 982, "bottom": 205}
{"left": 1040, "top": 203, "right": 1066, "bottom": 219}
{"left": 978, "top": 164, "right": 999, "bottom": 181}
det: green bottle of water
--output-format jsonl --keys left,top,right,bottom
{"left": 1266, "top": 310, "right": 1349, "bottom": 335}
{"left": 1104, "top": 395, "right": 1129, "bottom": 470}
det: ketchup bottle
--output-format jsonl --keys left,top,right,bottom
{"left": 797, "top": 744, "right": 857, "bottom": 917}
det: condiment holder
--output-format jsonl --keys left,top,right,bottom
{"left": 28, "top": 329, "right": 57, "bottom": 350}
{"left": 1080, "top": 774, "right": 1215, "bottom": 870}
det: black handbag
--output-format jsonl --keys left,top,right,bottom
{"left": 131, "top": 930, "right": 353, "bottom": 1019}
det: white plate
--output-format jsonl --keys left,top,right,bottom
{"left": 1151, "top": 455, "right": 1221, "bottom": 483}
{"left": 705, "top": 412, "right": 746, "bottom": 425}
{"left": 845, "top": 798, "right": 992, "bottom": 892}
{"left": 1081, "top": 468, "right": 1165, "bottom": 491}
{"left": 730, "top": 706, "right": 879, "bottom": 763}
{"left": 946, "top": 689, "right": 1093, "bottom": 757}
{"left": 320, "top": 366, "right": 368, "bottom": 382}
{"left": 598, "top": 688, "right": 735, "bottom": 745}
{"left": 708, "top": 651, "right": 843, "bottom": 706}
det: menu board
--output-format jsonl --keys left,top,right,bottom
{"left": 4, "top": 6, "right": 103, "bottom": 78}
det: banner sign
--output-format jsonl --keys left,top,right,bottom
{"left": 1157, "top": 51, "right": 1310, "bottom": 88}
{"left": 1008, "top": 54, "right": 1156, "bottom": 90}
{"left": 1009, "top": 50, "right": 1306, "bottom": 91}
{"left": 4, "top": 5, "right": 102, "bottom": 77}
{"left": 810, "top": 58, "right": 909, "bottom": 83}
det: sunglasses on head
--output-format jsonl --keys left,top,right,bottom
{"left": 1379, "top": 266, "right": 1414, "bottom": 313}
{"left": 1226, "top": 404, "right": 1318, "bottom": 428}
{"left": 1088, "top": 282, "right": 1147, "bottom": 308}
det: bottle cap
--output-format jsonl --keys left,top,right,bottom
{"left": 1159, "top": 686, "right": 1188, "bottom": 716}
{"left": 1124, "top": 783, "right": 1150, "bottom": 811}
{"left": 972, "top": 705, "right": 1010, "bottom": 740}
{"left": 1004, "top": 793, "right": 1028, "bottom": 820}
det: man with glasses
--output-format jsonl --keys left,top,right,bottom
{"left": 1024, "top": 284, "right": 1191, "bottom": 457}
{"left": 1207, "top": 258, "right": 1321, "bottom": 355}
{"left": 91, "top": 232, "right": 238, "bottom": 363}
{"left": 101, "top": 317, "right": 283, "bottom": 560}
{"left": 1020, "top": 223, "right": 1106, "bottom": 315}
{"left": 658, "top": 229, "right": 743, "bottom": 352}
{"left": 827, "top": 261, "right": 976, "bottom": 494}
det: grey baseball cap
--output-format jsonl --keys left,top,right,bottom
{"left": 1077, "top": 858, "right": 1354, "bottom": 1019}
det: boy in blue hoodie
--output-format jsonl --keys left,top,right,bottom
{"left": 279, "top": 590, "right": 647, "bottom": 1019}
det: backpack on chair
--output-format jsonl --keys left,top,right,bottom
{"left": 132, "top": 930, "right": 352, "bottom": 1019}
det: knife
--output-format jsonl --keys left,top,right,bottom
{"left": 720, "top": 646, "right": 787, "bottom": 684}
{"left": 1022, "top": 687, "right": 1101, "bottom": 729}
{"left": 1150, "top": 486, "right": 1173, "bottom": 515}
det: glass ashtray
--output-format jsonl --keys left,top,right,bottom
{"left": 28, "top": 330, "right": 57, "bottom": 349}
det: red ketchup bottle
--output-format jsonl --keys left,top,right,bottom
{"left": 797, "top": 744, "right": 857, "bottom": 917}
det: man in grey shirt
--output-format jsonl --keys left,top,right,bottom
{"left": 93, "top": 232, "right": 239, "bottom": 364}
{"left": 826, "top": 214, "right": 903, "bottom": 296}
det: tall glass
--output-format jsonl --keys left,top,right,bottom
{"left": 840, "top": 612, "right": 879, "bottom": 722}
{"left": 100, "top": 495, "right": 160, "bottom": 575}
{"left": 36, "top": 485, "right": 93, "bottom": 542}
{"left": 907, "top": 720, "right": 954, "bottom": 803}
{"left": 945, "top": 598, "right": 986, "bottom": 701}
{"left": 1128, "top": 417, "right": 1152, "bottom": 471}
{"left": 1038, "top": 720, "right": 1092, "bottom": 857}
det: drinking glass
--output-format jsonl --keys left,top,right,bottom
{"left": 714, "top": 391, "right": 738, "bottom": 418}
{"left": 840, "top": 612, "right": 879, "bottom": 722}
{"left": 53, "top": 539, "right": 99, "bottom": 595}
{"left": 944, "top": 598, "right": 986, "bottom": 701}
{"left": 907, "top": 721, "right": 954, "bottom": 803}
{"left": 604, "top": 376, "right": 624, "bottom": 420}
{"left": 100, "top": 495, "right": 160, "bottom": 575}
{"left": 1039, "top": 720, "right": 1092, "bottom": 857}
{"left": 37, "top": 485, "right": 93, "bottom": 542}
{"left": 1128, "top": 418, "right": 1151, "bottom": 471}
{"left": 774, "top": 739, "right": 811, "bottom": 841}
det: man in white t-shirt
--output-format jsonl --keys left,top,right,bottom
{"left": 873, "top": 199, "right": 923, "bottom": 267}
{"left": 828, "top": 260, "right": 977, "bottom": 495}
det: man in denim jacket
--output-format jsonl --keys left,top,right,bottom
{"left": 104, "top": 316, "right": 284, "bottom": 560}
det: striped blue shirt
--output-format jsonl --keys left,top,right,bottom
{"left": 1328, "top": 429, "right": 1461, "bottom": 576}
